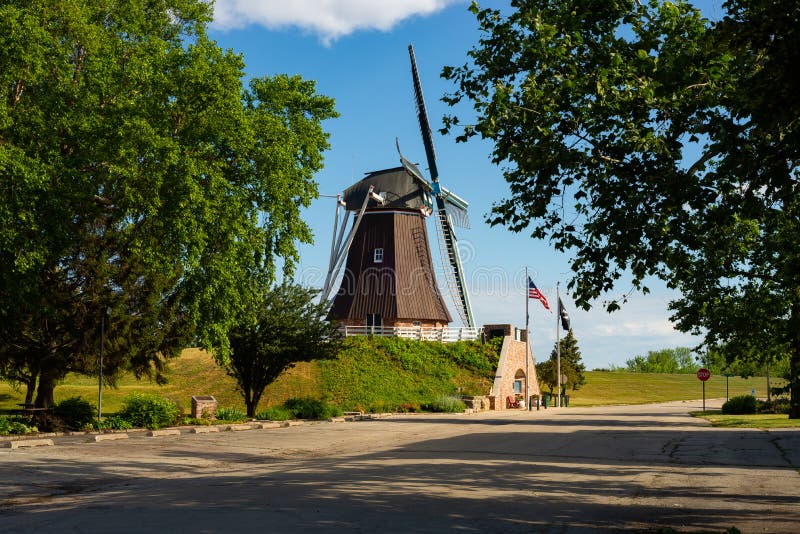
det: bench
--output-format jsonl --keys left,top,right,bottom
{"left": 16, "top": 404, "right": 50, "bottom": 416}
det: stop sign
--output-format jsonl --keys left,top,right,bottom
{"left": 697, "top": 368, "right": 711, "bottom": 381}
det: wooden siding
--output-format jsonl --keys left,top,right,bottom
{"left": 328, "top": 209, "right": 452, "bottom": 324}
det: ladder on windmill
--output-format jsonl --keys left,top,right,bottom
{"left": 434, "top": 208, "right": 470, "bottom": 326}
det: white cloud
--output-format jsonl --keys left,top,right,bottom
{"left": 210, "top": 0, "right": 463, "bottom": 43}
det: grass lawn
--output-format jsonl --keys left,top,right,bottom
{"left": 0, "top": 350, "right": 790, "bottom": 427}
{"left": 570, "top": 371, "right": 779, "bottom": 407}
{"left": 691, "top": 412, "right": 800, "bottom": 428}
{"left": 0, "top": 348, "right": 319, "bottom": 415}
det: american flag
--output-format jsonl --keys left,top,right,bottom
{"left": 528, "top": 277, "right": 551, "bottom": 311}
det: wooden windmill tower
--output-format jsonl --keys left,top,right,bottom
{"left": 321, "top": 45, "right": 475, "bottom": 331}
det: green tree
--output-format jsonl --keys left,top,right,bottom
{"left": 223, "top": 283, "right": 342, "bottom": 417}
{"left": 444, "top": 0, "right": 800, "bottom": 418}
{"left": 626, "top": 347, "right": 696, "bottom": 373}
{"left": 535, "top": 359, "right": 558, "bottom": 395}
{"left": 703, "top": 344, "right": 790, "bottom": 387}
{"left": 536, "top": 329, "right": 586, "bottom": 395}
{"left": 0, "top": 0, "right": 337, "bottom": 406}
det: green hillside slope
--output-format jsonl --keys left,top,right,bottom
{"left": 1, "top": 339, "right": 781, "bottom": 413}
{"left": 0, "top": 337, "right": 499, "bottom": 414}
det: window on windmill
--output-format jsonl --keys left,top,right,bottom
{"left": 513, "top": 380, "right": 523, "bottom": 395}
{"left": 373, "top": 248, "right": 384, "bottom": 263}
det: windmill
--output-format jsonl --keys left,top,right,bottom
{"left": 321, "top": 44, "right": 475, "bottom": 330}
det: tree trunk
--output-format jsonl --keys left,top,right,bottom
{"left": 246, "top": 389, "right": 264, "bottom": 418}
{"left": 790, "top": 340, "right": 800, "bottom": 419}
{"left": 790, "top": 299, "right": 800, "bottom": 420}
{"left": 24, "top": 371, "right": 38, "bottom": 406}
{"left": 243, "top": 383, "right": 255, "bottom": 418}
{"left": 34, "top": 368, "right": 58, "bottom": 408}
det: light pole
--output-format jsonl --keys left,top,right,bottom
{"left": 98, "top": 307, "right": 111, "bottom": 419}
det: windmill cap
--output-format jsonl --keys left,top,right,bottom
{"left": 343, "top": 166, "right": 433, "bottom": 211}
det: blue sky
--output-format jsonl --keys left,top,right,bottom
{"left": 207, "top": 0, "right": 703, "bottom": 370}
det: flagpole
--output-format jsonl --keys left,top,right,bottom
{"left": 525, "top": 266, "right": 530, "bottom": 411}
{"left": 556, "top": 281, "right": 561, "bottom": 408}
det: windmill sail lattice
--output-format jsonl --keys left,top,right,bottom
{"left": 408, "top": 44, "right": 475, "bottom": 328}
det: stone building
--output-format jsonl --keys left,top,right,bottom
{"left": 486, "top": 325, "right": 540, "bottom": 409}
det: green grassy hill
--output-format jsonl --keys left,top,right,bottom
{"left": 0, "top": 339, "right": 781, "bottom": 413}
{"left": 0, "top": 348, "right": 320, "bottom": 414}
{"left": 0, "top": 337, "right": 499, "bottom": 414}
{"left": 317, "top": 336, "right": 499, "bottom": 412}
{"left": 571, "top": 371, "right": 780, "bottom": 406}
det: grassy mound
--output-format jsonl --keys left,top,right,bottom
{"left": 318, "top": 337, "right": 498, "bottom": 412}
{"left": 0, "top": 338, "right": 499, "bottom": 415}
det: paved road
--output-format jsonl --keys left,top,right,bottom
{"left": 2, "top": 401, "right": 798, "bottom": 533}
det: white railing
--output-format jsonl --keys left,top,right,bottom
{"left": 340, "top": 325, "right": 483, "bottom": 342}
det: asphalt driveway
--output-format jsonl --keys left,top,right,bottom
{"left": 2, "top": 400, "right": 798, "bottom": 533}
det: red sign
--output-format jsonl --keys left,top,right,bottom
{"left": 697, "top": 368, "right": 711, "bottom": 382}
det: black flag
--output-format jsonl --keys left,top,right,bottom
{"left": 558, "top": 297, "right": 570, "bottom": 331}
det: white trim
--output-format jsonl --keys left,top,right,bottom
{"left": 361, "top": 210, "right": 425, "bottom": 217}
{"left": 341, "top": 325, "right": 482, "bottom": 343}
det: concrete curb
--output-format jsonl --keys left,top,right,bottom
{"left": 147, "top": 429, "right": 181, "bottom": 437}
{"left": 354, "top": 413, "right": 394, "bottom": 421}
{"left": 3, "top": 415, "right": 340, "bottom": 447}
{"left": 225, "top": 424, "right": 253, "bottom": 431}
{"left": 189, "top": 426, "right": 220, "bottom": 434}
{"left": 253, "top": 422, "right": 282, "bottom": 429}
{"left": 2, "top": 439, "right": 55, "bottom": 449}
{"left": 283, "top": 421, "right": 304, "bottom": 427}
{"left": 90, "top": 433, "right": 129, "bottom": 443}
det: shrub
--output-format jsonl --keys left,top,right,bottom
{"left": 180, "top": 416, "right": 214, "bottom": 426}
{"left": 423, "top": 396, "right": 466, "bottom": 413}
{"left": 256, "top": 406, "right": 294, "bottom": 421}
{"left": 284, "top": 397, "right": 342, "bottom": 419}
{"left": 119, "top": 393, "right": 180, "bottom": 429}
{"left": 757, "top": 398, "right": 790, "bottom": 414}
{"left": 722, "top": 395, "right": 757, "bottom": 415}
{"left": 215, "top": 407, "right": 248, "bottom": 422}
{"left": 396, "top": 403, "right": 420, "bottom": 413}
{"left": 0, "top": 415, "right": 37, "bottom": 435}
{"left": 53, "top": 397, "right": 96, "bottom": 430}
{"left": 93, "top": 416, "right": 133, "bottom": 431}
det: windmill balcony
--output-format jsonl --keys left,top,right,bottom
{"left": 339, "top": 325, "right": 483, "bottom": 343}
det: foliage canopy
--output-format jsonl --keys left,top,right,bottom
{"left": 444, "top": 0, "right": 800, "bottom": 417}
{"left": 536, "top": 329, "right": 586, "bottom": 394}
{"left": 223, "top": 283, "right": 342, "bottom": 417}
{"left": 625, "top": 347, "right": 696, "bottom": 374}
{"left": 0, "top": 0, "right": 337, "bottom": 406}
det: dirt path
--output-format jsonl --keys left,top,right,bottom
{"left": 2, "top": 400, "right": 798, "bottom": 533}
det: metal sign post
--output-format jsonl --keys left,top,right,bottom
{"left": 697, "top": 368, "right": 711, "bottom": 412}
{"left": 525, "top": 267, "right": 530, "bottom": 410}
{"left": 723, "top": 373, "right": 733, "bottom": 401}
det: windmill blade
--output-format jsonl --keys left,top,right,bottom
{"left": 433, "top": 204, "right": 475, "bottom": 328}
{"left": 409, "top": 44, "right": 439, "bottom": 184}
{"left": 410, "top": 43, "right": 474, "bottom": 327}
{"left": 395, "top": 137, "right": 431, "bottom": 190}
{"left": 440, "top": 186, "right": 470, "bottom": 229}
{"left": 444, "top": 202, "right": 470, "bottom": 230}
